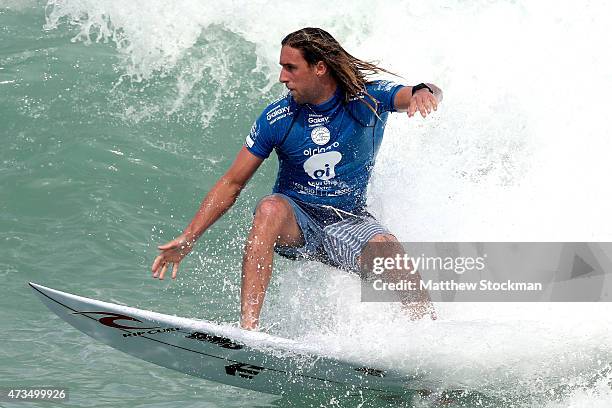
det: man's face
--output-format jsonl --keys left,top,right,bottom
{"left": 279, "top": 45, "right": 321, "bottom": 104}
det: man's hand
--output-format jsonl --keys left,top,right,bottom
{"left": 393, "top": 84, "right": 442, "bottom": 118}
{"left": 151, "top": 235, "right": 194, "bottom": 280}
{"left": 408, "top": 88, "right": 438, "bottom": 119}
{"left": 149, "top": 149, "right": 262, "bottom": 281}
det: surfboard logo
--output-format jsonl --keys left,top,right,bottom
{"left": 185, "top": 331, "right": 244, "bottom": 350}
{"left": 73, "top": 311, "right": 160, "bottom": 330}
{"left": 224, "top": 363, "right": 264, "bottom": 379}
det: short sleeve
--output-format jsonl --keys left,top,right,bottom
{"left": 366, "top": 80, "right": 405, "bottom": 113}
{"left": 244, "top": 112, "right": 277, "bottom": 159}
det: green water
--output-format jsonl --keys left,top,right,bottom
{"left": 0, "top": 4, "right": 283, "bottom": 407}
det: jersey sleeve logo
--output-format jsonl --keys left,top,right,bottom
{"left": 245, "top": 122, "right": 258, "bottom": 148}
{"left": 373, "top": 80, "right": 395, "bottom": 92}
{"left": 266, "top": 105, "right": 290, "bottom": 125}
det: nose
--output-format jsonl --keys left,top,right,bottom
{"left": 279, "top": 68, "right": 288, "bottom": 84}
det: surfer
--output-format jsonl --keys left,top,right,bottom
{"left": 152, "top": 27, "right": 442, "bottom": 330}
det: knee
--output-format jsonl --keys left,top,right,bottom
{"left": 254, "top": 195, "right": 292, "bottom": 223}
{"left": 359, "top": 233, "right": 404, "bottom": 272}
{"left": 362, "top": 233, "right": 403, "bottom": 259}
{"left": 368, "top": 233, "right": 398, "bottom": 244}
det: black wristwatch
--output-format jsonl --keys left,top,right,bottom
{"left": 412, "top": 83, "right": 433, "bottom": 95}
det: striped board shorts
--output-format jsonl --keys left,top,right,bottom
{"left": 269, "top": 194, "right": 390, "bottom": 272}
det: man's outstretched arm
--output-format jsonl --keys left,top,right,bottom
{"left": 152, "top": 147, "right": 263, "bottom": 279}
{"left": 394, "top": 83, "right": 443, "bottom": 118}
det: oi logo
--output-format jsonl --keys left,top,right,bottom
{"left": 303, "top": 151, "right": 342, "bottom": 181}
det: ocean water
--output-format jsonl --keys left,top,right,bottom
{"left": 2, "top": 0, "right": 612, "bottom": 407}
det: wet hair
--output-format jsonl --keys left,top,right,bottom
{"left": 281, "top": 27, "right": 397, "bottom": 112}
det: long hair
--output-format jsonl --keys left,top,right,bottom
{"left": 281, "top": 27, "right": 396, "bottom": 113}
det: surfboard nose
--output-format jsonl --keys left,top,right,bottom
{"left": 28, "top": 281, "right": 53, "bottom": 296}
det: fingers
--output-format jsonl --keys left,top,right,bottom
{"left": 152, "top": 238, "right": 189, "bottom": 280}
{"left": 419, "top": 100, "right": 427, "bottom": 118}
{"left": 408, "top": 98, "right": 417, "bottom": 118}
{"left": 152, "top": 255, "right": 180, "bottom": 280}
{"left": 407, "top": 92, "right": 438, "bottom": 119}
{"left": 159, "top": 263, "right": 168, "bottom": 279}
{"left": 152, "top": 255, "right": 162, "bottom": 275}
{"left": 430, "top": 94, "right": 438, "bottom": 111}
{"left": 425, "top": 94, "right": 438, "bottom": 114}
{"left": 151, "top": 254, "right": 167, "bottom": 279}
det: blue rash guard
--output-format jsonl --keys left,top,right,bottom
{"left": 245, "top": 80, "right": 404, "bottom": 213}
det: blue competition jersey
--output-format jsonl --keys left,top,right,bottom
{"left": 245, "top": 80, "right": 404, "bottom": 212}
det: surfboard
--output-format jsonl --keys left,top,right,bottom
{"left": 29, "top": 282, "right": 432, "bottom": 398}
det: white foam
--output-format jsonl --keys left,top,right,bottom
{"left": 45, "top": 0, "right": 612, "bottom": 234}
{"left": 266, "top": 264, "right": 612, "bottom": 398}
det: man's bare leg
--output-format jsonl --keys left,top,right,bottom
{"left": 360, "top": 234, "right": 435, "bottom": 320}
{"left": 240, "top": 195, "right": 304, "bottom": 330}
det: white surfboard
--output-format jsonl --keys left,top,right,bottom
{"left": 29, "top": 282, "right": 432, "bottom": 398}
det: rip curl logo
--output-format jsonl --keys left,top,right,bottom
{"left": 73, "top": 311, "right": 160, "bottom": 330}
{"left": 303, "top": 151, "right": 341, "bottom": 180}
{"left": 311, "top": 126, "right": 331, "bottom": 145}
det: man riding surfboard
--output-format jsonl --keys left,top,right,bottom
{"left": 152, "top": 27, "right": 442, "bottom": 330}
